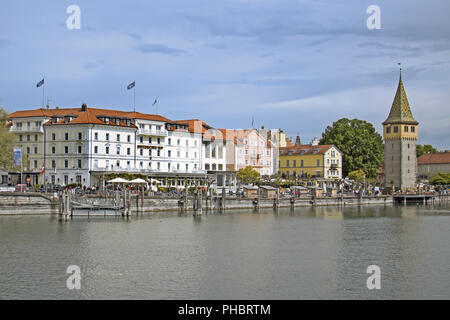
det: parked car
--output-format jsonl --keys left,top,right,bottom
{"left": 15, "top": 184, "right": 28, "bottom": 192}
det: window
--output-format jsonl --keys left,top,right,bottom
{"left": 78, "top": 159, "right": 82, "bottom": 169}
{"left": 34, "top": 147, "right": 38, "bottom": 154}
{"left": 140, "top": 161, "right": 143, "bottom": 168}
{"left": 127, "top": 148, "right": 131, "bottom": 155}
{"left": 94, "top": 146, "right": 98, "bottom": 154}
{"left": 94, "top": 132, "right": 98, "bottom": 140}
{"left": 26, "top": 147, "right": 30, "bottom": 154}
{"left": 186, "top": 164, "right": 189, "bottom": 171}
{"left": 52, "top": 146, "right": 56, "bottom": 154}
{"left": 106, "top": 133, "right": 110, "bottom": 141}
{"left": 177, "top": 139, "right": 180, "bottom": 145}
{"left": 116, "top": 161, "right": 120, "bottom": 167}
{"left": 64, "top": 146, "right": 69, "bottom": 154}
{"left": 168, "top": 138, "right": 171, "bottom": 145}
{"left": 27, "top": 134, "right": 30, "bottom": 141}
{"left": 404, "top": 126, "right": 408, "bottom": 132}
{"left": 78, "top": 145, "right": 82, "bottom": 154}
{"left": 186, "top": 140, "right": 189, "bottom": 146}
{"left": 186, "top": 151, "right": 189, "bottom": 158}
{"left": 127, "top": 135, "right": 131, "bottom": 142}
{"left": 51, "top": 160, "right": 56, "bottom": 169}
{"left": 317, "top": 159, "right": 320, "bottom": 167}
{"left": 393, "top": 126, "right": 398, "bottom": 133}
{"left": 411, "top": 126, "right": 415, "bottom": 133}
{"left": 106, "top": 147, "right": 109, "bottom": 154}
{"left": 293, "top": 160, "right": 296, "bottom": 167}
{"left": 116, "top": 134, "right": 120, "bottom": 142}
{"left": 157, "top": 162, "right": 160, "bottom": 169}
{"left": 127, "top": 161, "right": 130, "bottom": 167}
{"left": 34, "top": 160, "right": 37, "bottom": 168}
{"left": 194, "top": 152, "right": 197, "bottom": 158}
{"left": 116, "top": 147, "right": 120, "bottom": 155}
{"left": 266, "top": 150, "right": 270, "bottom": 156}
{"left": 301, "top": 160, "right": 304, "bottom": 167}
{"left": 78, "top": 132, "right": 82, "bottom": 140}
{"left": 65, "top": 133, "right": 69, "bottom": 140}
{"left": 386, "top": 127, "right": 391, "bottom": 133}
{"left": 177, "top": 151, "right": 180, "bottom": 158}
{"left": 140, "top": 149, "right": 143, "bottom": 156}
{"left": 64, "top": 159, "right": 69, "bottom": 168}
{"left": 52, "top": 133, "right": 56, "bottom": 141}
{"left": 168, "top": 150, "right": 171, "bottom": 157}
{"left": 19, "top": 135, "right": 23, "bottom": 142}
{"left": 157, "top": 138, "right": 161, "bottom": 144}
{"left": 286, "top": 160, "right": 290, "bottom": 167}
{"left": 149, "top": 137, "right": 152, "bottom": 144}
{"left": 157, "top": 150, "right": 160, "bottom": 157}
{"left": 34, "top": 134, "right": 38, "bottom": 141}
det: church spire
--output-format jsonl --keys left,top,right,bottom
{"left": 382, "top": 67, "right": 418, "bottom": 125}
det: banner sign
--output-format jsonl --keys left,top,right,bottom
{"left": 13, "top": 148, "right": 22, "bottom": 166}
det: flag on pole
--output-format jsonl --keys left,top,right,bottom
{"left": 152, "top": 98, "right": 157, "bottom": 106}
{"left": 36, "top": 78, "right": 44, "bottom": 87}
{"left": 127, "top": 81, "right": 135, "bottom": 90}
{"left": 41, "top": 163, "right": 45, "bottom": 174}
{"left": 53, "top": 161, "right": 56, "bottom": 173}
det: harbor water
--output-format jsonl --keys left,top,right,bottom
{"left": 1, "top": 203, "right": 449, "bottom": 299}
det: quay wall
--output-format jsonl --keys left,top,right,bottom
{"left": 1, "top": 192, "right": 447, "bottom": 215}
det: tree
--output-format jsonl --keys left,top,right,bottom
{"left": 348, "top": 169, "right": 365, "bottom": 182}
{"left": 429, "top": 172, "right": 450, "bottom": 185}
{"left": 416, "top": 144, "right": 437, "bottom": 157}
{"left": 237, "top": 166, "right": 260, "bottom": 185}
{"left": 319, "top": 118, "right": 384, "bottom": 179}
{"left": 0, "top": 108, "right": 14, "bottom": 170}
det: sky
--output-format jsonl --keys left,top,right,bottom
{"left": 1, "top": 0, "right": 449, "bottom": 149}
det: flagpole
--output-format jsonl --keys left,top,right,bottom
{"left": 133, "top": 80, "right": 136, "bottom": 113}
{"left": 42, "top": 77, "right": 45, "bottom": 109}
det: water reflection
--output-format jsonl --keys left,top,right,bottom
{"left": 0, "top": 203, "right": 449, "bottom": 299}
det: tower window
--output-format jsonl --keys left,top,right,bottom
{"left": 404, "top": 126, "right": 409, "bottom": 132}
{"left": 386, "top": 127, "right": 391, "bottom": 133}
{"left": 411, "top": 126, "right": 415, "bottom": 133}
{"left": 393, "top": 126, "right": 398, "bottom": 133}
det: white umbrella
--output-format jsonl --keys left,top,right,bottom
{"left": 107, "top": 177, "right": 129, "bottom": 183}
{"left": 130, "top": 178, "right": 147, "bottom": 184}
{"left": 149, "top": 178, "right": 162, "bottom": 184}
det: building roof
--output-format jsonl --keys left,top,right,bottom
{"left": 383, "top": 72, "right": 418, "bottom": 125}
{"left": 279, "top": 144, "right": 334, "bottom": 156}
{"left": 418, "top": 152, "right": 450, "bottom": 165}
{"left": 8, "top": 106, "right": 170, "bottom": 122}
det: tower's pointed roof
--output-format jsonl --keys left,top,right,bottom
{"left": 383, "top": 71, "right": 418, "bottom": 125}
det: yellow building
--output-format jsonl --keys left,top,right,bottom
{"left": 279, "top": 144, "right": 343, "bottom": 179}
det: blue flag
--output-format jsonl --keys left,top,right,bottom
{"left": 36, "top": 78, "right": 44, "bottom": 88}
{"left": 127, "top": 81, "right": 135, "bottom": 90}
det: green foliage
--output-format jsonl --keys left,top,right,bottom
{"left": 429, "top": 172, "right": 450, "bottom": 185}
{"left": 319, "top": 118, "right": 384, "bottom": 179}
{"left": 347, "top": 169, "right": 365, "bottom": 182}
{"left": 416, "top": 144, "right": 437, "bottom": 157}
{"left": 0, "top": 108, "right": 15, "bottom": 170}
{"left": 104, "top": 172, "right": 148, "bottom": 181}
{"left": 237, "top": 166, "right": 260, "bottom": 185}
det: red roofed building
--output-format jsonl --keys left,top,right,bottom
{"left": 417, "top": 152, "right": 450, "bottom": 179}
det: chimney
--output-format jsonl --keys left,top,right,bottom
{"left": 81, "top": 103, "right": 87, "bottom": 112}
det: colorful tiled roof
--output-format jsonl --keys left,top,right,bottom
{"left": 418, "top": 152, "right": 450, "bottom": 165}
{"left": 383, "top": 73, "right": 418, "bottom": 125}
{"left": 279, "top": 144, "right": 334, "bottom": 156}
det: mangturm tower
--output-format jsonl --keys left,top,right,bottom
{"left": 382, "top": 69, "right": 419, "bottom": 190}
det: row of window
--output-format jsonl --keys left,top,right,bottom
{"left": 386, "top": 125, "right": 416, "bottom": 134}
{"left": 284, "top": 159, "right": 321, "bottom": 168}
{"left": 14, "top": 121, "right": 41, "bottom": 128}
{"left": 18, "top": 134, "right": 39, "bottom": 142}
{"left": 239, "top": 149, "right": 271, "bottom": 156}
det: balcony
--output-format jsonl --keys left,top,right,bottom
{"left": 10, "top": 126, "right": 43, "bottom": 133}
{"left": 138, "top": 128, "right": 167, "bottom": 136}
{"left": 330, "top": 163, "right": 338, "bottom": 169}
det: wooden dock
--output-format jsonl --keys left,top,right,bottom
{"left": 393, "top": 194, "right": 435, "bottom": 204}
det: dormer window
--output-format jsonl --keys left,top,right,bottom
{"left": 105, "top": 117, "right": 109, "bottom": 124}
{"left": 116, "top": 118, "right": 120, "bottom": 125}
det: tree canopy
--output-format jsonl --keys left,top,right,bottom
{"left": 416, "top": 144, "right": 437, "bottom": 157}
{"left": 319, "top": 118, "right": 384, "bottom": 179}
{"left": 347, "top": 169, "right": 365, "bottom": 182}
{"left": 0, "top": 108, "right": 14, "bottom": 170}
{"left": 237, "top": 166, "right": 260, "bottom": 185}
{"left": 429, "top": 172, "right": 450, "bottom": 185}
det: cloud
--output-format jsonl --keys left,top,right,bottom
{"left": 127, "top": 32, "right": 142, "bottom": 41}
{"left": 136, "top": 43, "right": 186, "bottom": 55}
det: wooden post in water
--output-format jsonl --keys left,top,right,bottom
{"left": 222, "top": 187, "right": 226, "bottom": 211}
{"left": 198, "top": 189, "right": 202, "bottom": 215}
{"left": 128, "top": 190, "right": 131, "bottom": 216}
